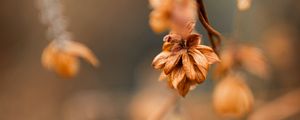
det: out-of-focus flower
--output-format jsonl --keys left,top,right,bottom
{"left": 237, "top": 45, "right": 268, "bottom": 79}
{"left": 213, "top": 73, "right": 254, "bottom": 118}
{"left": 214, "top": 44, "right": 268, "bottom": 79}
{"left": 149, "top": 0, "right": 196, "bottom": 33}
{"left": 42, "top": 40, "right": 99, "bottom": 78}
{"left": 152, "top": 33, "right": 220, "bottom": 97}
{"left": 149, "top": 0, "right": 173, "bottom": 33}
{"left": 237, "top": 0, "right": 252, "bottom": 11}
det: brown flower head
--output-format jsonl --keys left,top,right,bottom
{"left": 152, "top": 33, "right": 220, "bottom": 97}
{"left": 42, "top": 40, "right": 99, "bottom": 78}
{"left": 149, "top": 0, "right": 196, "bottom": 33}
{"left": 149, "top": 0, "right": 173, "bottom": 33}
{"left": 213, "top": 73, "right": 254, "bottom": 118}
{"left": 214, "top": 44, "right": 268, "bottom": 79}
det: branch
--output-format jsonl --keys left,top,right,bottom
{"left": 196, "top": 0, "right": 222, "bottom": 54}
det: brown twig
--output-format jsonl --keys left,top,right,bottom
{"left": 148, "top": 92, "right": 179, "bottom": 120}
{"left": 196, "top": 0, "right": 222, "bottom": 54}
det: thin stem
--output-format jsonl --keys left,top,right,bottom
{"left": 148, "top": 92, "right": 179, "bottom": 120}
{"left": 196, "top": 0, "right": 222, "bottom": 54}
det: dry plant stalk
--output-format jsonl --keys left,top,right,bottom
{"left": 150, "top": 0, "right": 221, "bottom": 97}
{"left": 37, "top": 0, "right": 99, "bottom": 78}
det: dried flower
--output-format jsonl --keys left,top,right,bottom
{"left": 149, "top": 0, "right": 173, "bottom": 33}
{"left": 237, "top": 45, "right": 268, "bottom": 79}
{"left": 42, "top": 40, "right": 99, "bottom": 78}
{"left": 214, "top": 44, "right": 268, "bottom": 79}
{"left": 152, "top": 33, "right": 220, "bottom": 97}
{"left": 213, "top": 73, "right": 254, "bottom": 118}
{"left": 237, "top": 0, "right": 252, "bottom": 11}
{"left": 149, "top": 0, "right": 196, "bottom": 33}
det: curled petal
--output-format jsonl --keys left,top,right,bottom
{"left": 41, "top": 42, "right": 56, "bottom": 70}
{"left": 238, "top": 46, "right": 268, "bottom": 78}
{"left": 176, "top": 78, "right": 191, "bottom": 97}
{"left": 170, "top": 67, "right": 185, "bottom": 89}
{"left": 52, "top": 52, "right": 79, "bottom": 78}
{"left": 188, "top": 48, "right": 209, "bottom": 69}
{"left": 196, "top": 45, "right": 220, "bottom": 64}
{"left": 66, "top": 41, "right": 99, "bottom": 67}
{"left": 163, "top": 33, "right": 182, "bottom": 43}
{"left": 187, "top": 34, "right": 201, "bottom": 47}
{"left": 164, "top": 52, "right": 182, "bottom": 74}
{"left": 194, "top": 66, "right": 206, "bottom": 83}
{"left": 152, "top": 51, "right": 170, "bottom": 69}
{"left": 162, "top": 42, "right": 172, "bottom": 51}
{"left": 182, "top": 53, "right": 197, "bottom": 80}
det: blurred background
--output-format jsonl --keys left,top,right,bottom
{"left": 0, "top": 0, "right": 300, "bottom": 120}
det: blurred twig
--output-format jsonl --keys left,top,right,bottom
{"left": 248, "top": 88, "right": 300, "bottom": 120}
{"left": 148, "top": 92, "right": 179, "bottom": 120}
{"left": 196, "top": 0, "right": 222, "bottom": 54}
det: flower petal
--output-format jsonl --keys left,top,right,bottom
{"left": 182, "top": 53, "right": 197, "bottom": 80}
{"left": 196, "top": 45, "right": 220, "bottom": 64}
{"left": 53, "top": 52, "right": 79, "bottom": 78}
{"left": 170, "top": 67, "right": 185, "bottom": 89}
{"left": 187, "top": 34, "right": 201, "bottom": 47}
{"left": 177, "top": 78, "right": 196, "bottom": 97}
{"left": 194, "top": 66, "right": 206, "bottom": 83}
{"left": 152, "top": 51, "right": 170, "bottom": 69}
{"left": 188, "top": 48, "right": 209, "bottom": 69}
{"left": 65, "top": 41, "right": 99, "bottom": 67}
{"left": 41, "top": 42, "right": 56, "bottom": 70}
{"left": 164, "top": 52, "right": 182, "bottom": 74}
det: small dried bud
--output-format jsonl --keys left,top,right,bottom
{"left": 213, "top": 73, "right": 254, "bottom": 118}
{"left": 237, "top": 0, "right": 252, "bottom": 11}
{"left": 152, "top": 33, "right": 220, "bottom": 97}
{"left": 42, "top": 40, "right": 99, "bottom": 78}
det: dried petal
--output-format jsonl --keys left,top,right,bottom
{"left": 52, "top": 52, "right": 79, "bottom": 78}
{"left": 196, "top": 45, "right": 220, "bottom": 64}
{"left": 176, "top": 78, "right": 191, "bottom": 97}
{"left": 66, "top": 41, "right": 99, "bottom": 67}
{"left": 194, "top": 66, "right": 206, "bottom": 83}
{"left": 182, "top": 53, "right": 197, "bottom": 80}
{"left": 170, "top": 67, "right": 185, "bottom": 89}
{"left": 163, "top": 33, "right": 182, "bottom": 43}
{"left": 186, "top": 34, "right": 201, "bottom": 47}
{"left": 188, "top": 48, "right": 209, "bottom": 69}
{"left": 238, "top": 46, "right": 268, "bottom": 78}
{"left": 164, "top": 52, "right": 182, "bottom": 74}
{"left": 152, "top": 51, "right": 171, "bottom": 69}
